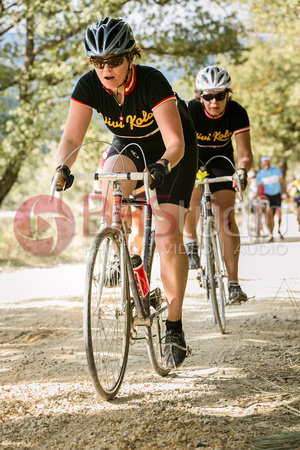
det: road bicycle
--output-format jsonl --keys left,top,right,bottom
{"left": 195, "top": 158, "right": 243, "bottom": 335}
{"left": 51, "top": 158, "right": 170, "bottom": 400}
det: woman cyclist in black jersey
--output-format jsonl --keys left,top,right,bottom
{"left": 54, "top": 17, "right": 197, "bottom": 369}
{"left": 185, "top": 66, "right": 253, "bottom": 304}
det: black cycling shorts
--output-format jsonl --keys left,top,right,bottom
{"left": 266, "top": 193, "right": 282, "bottom": 212}
{"left": 107, "top": 138, "right": 198, "bottom": 209}
{"left": 198, "top": 153, "right": 235, "bottom": 194}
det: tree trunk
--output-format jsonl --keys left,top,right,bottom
{"left": 279, "top": 159, "right": 287, "bottom": 180}
{"left": 0, "top": 17, "right": 34, "bottom": 206}
{"left": 0, "top": 151, "right": 26, "bottom": 206}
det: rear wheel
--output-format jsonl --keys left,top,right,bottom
{"left": 84, "top": 228, "right": 131, "bottom": 400}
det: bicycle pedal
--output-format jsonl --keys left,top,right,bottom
{"left": 196, "top": 274, "right": 203, "bottom": 287}
{"left": 186, "top": 346, "right": 192, "bottom": 357}
{"left": 197, "top": 268, "right": 207, "bottom": 289}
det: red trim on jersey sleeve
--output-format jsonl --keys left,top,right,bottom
{"left": 152, "top": 95, "right": 176, "bottom": 110}
{"left": 234, "top": 126, "right": 250, "bottom": 136}
{"left": 70, "top": 98, "right": 93, "bottom": 109}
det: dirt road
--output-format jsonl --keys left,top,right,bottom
{"left": 1, "top": 235, "right": 300, "bottom": 449}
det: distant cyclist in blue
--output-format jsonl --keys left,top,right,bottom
{"left": 256, "top": 156, "right": 287, "bottom": 242}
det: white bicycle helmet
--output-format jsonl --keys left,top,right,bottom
{"left": 84, "top": 17, "right": 136, "bottom": 57}
{"left": 196, "top": 66, "right": 231, "bottom": 92}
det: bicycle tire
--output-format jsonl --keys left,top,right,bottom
{"left": 144, "top": 235, "right": 171, "bottom": 376}
{"left": 84, "top": 227, "right": 131, "bottom": 400}
{"left": 205, "top": 217, "right": 226, "bottom": 334}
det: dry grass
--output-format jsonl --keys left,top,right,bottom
{"left": 248, "top": 431, "right": 300, "bottom": 449}
{"left": 0, "top": 213, "right": 97, "bottom": 270}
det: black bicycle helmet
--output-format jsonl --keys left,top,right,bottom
{"left": 84, "top": 17, "right": 136, "bottom": 57}
{"left": 196, "top": 66, "right": 231, "bottom": 91}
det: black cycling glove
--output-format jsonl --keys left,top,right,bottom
{"left": 147, "top": 162, "right": 166, "bottom": 189}
{"left": 54, "top": 165, "right": 74, "bottom": 191}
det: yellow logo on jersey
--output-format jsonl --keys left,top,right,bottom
{"left": 127, "top": 111, "right": 154, "bottom": 129}
{"left": 197, "top": 133, "right": 211, "bottom": 141}
{"left": 213, "top": 130, "right": 232, "bottom": 141}
{"left": 101, "top": 115, "right": 125, "bottom": 129}
{"left": 100, "top": 110, "right": 154, "bottom": 130}
{"left": 197, "top": 129, "right": 233, "bottom": 142}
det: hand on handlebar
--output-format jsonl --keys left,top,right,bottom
{"left": 54, "top": 165, "right": 74, "bottom": 191}
{"left": 233, "top": 168, "right": 248, "bottom": 191}
{"left": 147, "top": 162, "right": 165, "bottom": 189}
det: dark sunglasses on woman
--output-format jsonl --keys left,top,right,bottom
{"left": 91, "top": 54, "right": 125, "bottom": 69}
{"left": 201, "top": 92, "right": 227, "bottom": 102}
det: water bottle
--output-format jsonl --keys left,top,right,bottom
{"left": 131, "top": 254, "right": 150, "bottom": 298}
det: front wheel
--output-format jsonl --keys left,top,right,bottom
{"left": 145, "top": 235, "right": 171, "bottom": 376}
{"left": 205, "top": 218, "right": 226, "bottom": 334}
{"left": 84, "top": 228, "right": 131, "bottom": 400}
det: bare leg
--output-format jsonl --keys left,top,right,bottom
{"left": 211, "top": 190, "right": 240, "bottom": 282}
{"left": 154, "top": 203, "right": 188, "bottom": 321}
{"left": 129, "top": 206, "right": 144, "bottom": 254}
{"left": 101, "top": 155, "right": 145, "bottom": 253}
{"left": 276, "top": 207, "right": 282, "bottom": 235}
{"left": 267, "top": 208, "right": 275, "bottom": 237}
{"left": 184, "top": 186, "right": 201, "bottom": 240}
{"left": 297, "top": 202, "right": 300, "bottom": 230}
{"left": 102, "top": 155, "right": 138, "bottom": 221}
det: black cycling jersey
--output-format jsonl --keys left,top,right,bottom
{"left": 188, "top": 99, "right": 250, "bottom": 192}
{"left": 72, "top": 64, "right": 195, "bottom": 160}
{"left": 71, "top": 63, "right": 197, "bottom": 208}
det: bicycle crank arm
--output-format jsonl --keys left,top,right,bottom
{"left": 133, "top": 316, "right": 151, "bottom": 326}
{"left": 150, "top": 305, "right": 168, "bottom": 319}
{"left": 133, "top": 304, "right": 168, "bottom": 326}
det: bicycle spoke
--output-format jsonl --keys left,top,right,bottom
{"left": 84, "top": 228, "right": 131, "bottom": 400}
{"left": 207, "top": 219, "right": 226, "bottom": 334}
{"left": 145, "top": 237, "right": 171, "bottom": 376}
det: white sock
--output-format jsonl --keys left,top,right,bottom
{"left": 185, "top": 238, "right": 198, "bottom": 245}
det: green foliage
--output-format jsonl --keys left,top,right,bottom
{"left": 131, "top": 0, "right": 245, "bottom": 73}
{"left": 2, "top": 0, "right": 298, "bottom": 205}
{"left": 0, "top": 0, "right": 245, "bottom": 205}
{"left": 0, "top": 0, "right": 125, "bottom": 204}
{"left": 217, "top": 0, "right": 300, "bottom": 171}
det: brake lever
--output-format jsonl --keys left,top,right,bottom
{"left": 49, "top": 171, "right": 64, "bottom": 202}
{"left": 143, "top": 169, "right": 164, "bottom": 221}
{"left": 233, "top": 172, "right": 243, "bottom": 202}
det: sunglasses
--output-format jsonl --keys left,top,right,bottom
{"left": 91, "top": 55, "right": 125, "bottom": 69}
{"left": 201, "top": 92, "right": 227, "bottom": 102}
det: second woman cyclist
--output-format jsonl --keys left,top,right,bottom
{"left": 185, "top": 65, "right": 253, "bottom": 304}
{"left": 54, "top": 17, "right": 197, "bottom": 369}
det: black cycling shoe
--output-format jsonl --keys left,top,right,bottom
{"left": 185, "top": 242, "right": 200, "bottom": 269}
{"left": 163, "top": 329, "right": 187, "bottom": 369}
{"left": 228, "top": 283, "right": 248, "bottom": 305}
